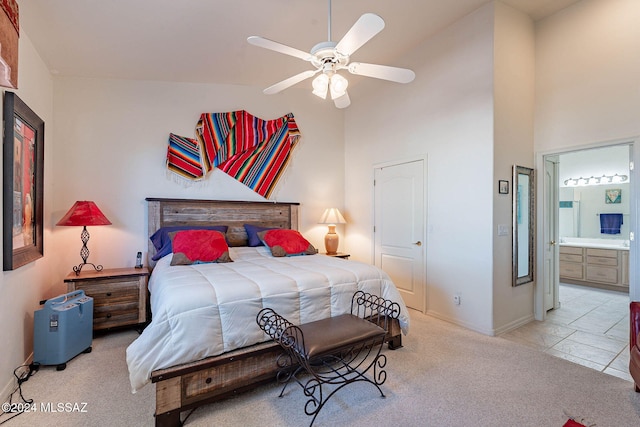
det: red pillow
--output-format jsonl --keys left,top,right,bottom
{"left": 257, "top": 229, "right": 317, "bottom": 257}
{"left": 168, "top": 230, "right": 232, "bottom": 265}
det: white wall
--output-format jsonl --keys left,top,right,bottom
{"left": 535, "top": 0, "right": 640, "bottom": 150}
{"left": 492, "top": 2, "right": 535, "bottom": 333}
{"left": 574, "top": 184, "right": 630, "bottom": 238}
{"left": 344, "top": 3, "right": 496, "bottom": 334}
{"left": 558, "top": 145, "right": 630, "bottom": 184}
{"left": 0, "top": 32, "right": 55, "bottom": 402}
{"left": 534, "top": 0, "right": 640, "bottom": 301}
{"left": 50, "top": 78, "right": 346, "bottom": 281}
{"left": 1, "top": 52, "right": 346, "bottom": 397}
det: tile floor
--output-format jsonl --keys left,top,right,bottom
{"left": 501, "top": 283, "right": 632, "bottom": 382}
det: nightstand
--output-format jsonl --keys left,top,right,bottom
{"left": 324, "top": 253, "right": 350, "bottom": 259}
{"left": 64, "top": 267, "right": 150, "bottom": 331}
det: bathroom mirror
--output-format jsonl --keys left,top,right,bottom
{"left": 513, "top": 165, "right": 535, "bottom": 286}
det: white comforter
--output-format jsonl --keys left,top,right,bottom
{"left": 126, "top": 246, "right": 410, "bottom": 392}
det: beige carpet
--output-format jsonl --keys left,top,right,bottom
{"left": 4, "top": 310, "right": 640, "bottom": 427}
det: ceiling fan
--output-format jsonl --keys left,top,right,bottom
{"left": 247, "top": 0, "right": 415, "bottom": 109}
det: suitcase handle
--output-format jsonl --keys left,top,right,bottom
{"left": 45, "top": 290, "right": 86, "bottom": 307}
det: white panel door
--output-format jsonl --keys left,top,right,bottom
{"left": 543, "top": 156, "right": 559, "bottom": 311}
{"left": 374, "top": 160, "right": 425, "bottom": 312}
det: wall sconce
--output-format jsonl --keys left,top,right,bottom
{"left": 563, "top": 174, "right": 628, "bottom": 187}
{"left": 318, "top": 208, "right": 346, "bottom": 255}
{"left": 56, "top": 201, "right": 112, "bottom": 275}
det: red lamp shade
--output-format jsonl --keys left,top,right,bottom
{"left": 56, "top": 201, "right": 112, "bottom": 227}
{"left": 56, "top": 201, "right": 111, "bottom": 275}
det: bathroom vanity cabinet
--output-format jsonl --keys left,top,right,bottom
{"left": 559, "top": 245, "right": 629, "bottom": 291}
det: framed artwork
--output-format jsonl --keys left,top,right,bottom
{"left": 3, "top": 92, "right": 44, "bottom": 270}
{"left": 498, "top": 180, "right": 509, "bottom": 194}
{"left": 605, "top": 189, "right": 621, "bottom": 204}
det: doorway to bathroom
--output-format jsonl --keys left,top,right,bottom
{"left": 516, "top": 140, "right": 638, "bottom": 380}
{"left": 537, "top": 138, "right": 638, "bottom": 321}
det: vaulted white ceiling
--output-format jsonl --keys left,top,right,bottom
{"left": 19, "top": 0, "right": 581, "bottom": 89}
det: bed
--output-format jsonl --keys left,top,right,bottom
{"left": 126, "top": 198, "right": 409, "bottom": 426}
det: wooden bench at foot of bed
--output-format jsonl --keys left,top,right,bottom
{"left": 151, "top": 318, "right": 402, "bottom": 427}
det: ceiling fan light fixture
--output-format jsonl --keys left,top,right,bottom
{"left": 312, "top": 74, "right": 329, "bottom": 99}
{"left": 329, "top": 73, "right": 348, "bottom": 99}
{"left": 248, "top": 0, "right": 414, "bottom": 108}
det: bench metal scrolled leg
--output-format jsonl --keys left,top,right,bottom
{"left": 256, "top": 291, "right": 401, "bottom": 426}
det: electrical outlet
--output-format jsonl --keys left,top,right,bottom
{"left": 454, "top": 294, "right": 461, "bottom": 305}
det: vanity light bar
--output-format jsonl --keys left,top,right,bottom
{"left": 563, "top": 174, "right": 629, "bottom": 187}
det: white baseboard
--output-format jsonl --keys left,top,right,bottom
{"left": 493, "top": 314, "right": 535, "bottom": 336}
{"left": 424, "top": 310, "right": 535, "bottom": 337}
{"left": 425, "top": 309, "right": 496, "bottom": 336}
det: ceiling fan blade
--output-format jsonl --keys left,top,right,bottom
{"left": 347, "top": 62, "right": 416, "bottom": 83}
{"left": 263, "top": 70, "right": 318, "bottom": 95}
{"left": 335, "top": 13, "right": 385, "bottom": 57}
{"left": 247, "top": 36, "right": 312, "bottom": 61}
{"left": 333, "top": 91, "right": 351, "bottom": 109}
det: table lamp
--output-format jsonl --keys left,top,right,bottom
{"left": 56, "top": 201, "right": 112, "bottom": 275}
{"left": 318, "top": 208, "right": 346, "bottom": 255}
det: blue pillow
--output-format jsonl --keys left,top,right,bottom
{"left": 243, "top": 224, "right": 276, "bottom": 247}
{"left": 150, "top": 225, "right": 228, "bottom": 261}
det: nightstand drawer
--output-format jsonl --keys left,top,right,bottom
{"left": 77, "top": 279, "right": 140, "bottom": 303}
{"left": 81, "top": 281, "right": 140, "bottom": 329}
{"left": 64, "top": 267, "right": 149, "bottom": 331}
{"left": 94, "top": 301, "right": 140, "bottom": 329}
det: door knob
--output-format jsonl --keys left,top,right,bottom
{"left": 549, "top": 240, "right": 556, "bottom": 245}
{"left": 413, "top": 241, "right": 422, "bottom": 246}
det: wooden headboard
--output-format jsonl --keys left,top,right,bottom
{"left": 146, "top": 198, "right": 300, "bottom": 264}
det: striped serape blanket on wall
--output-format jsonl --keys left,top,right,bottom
{"left": 167, "top": 133, "right": 205, "bottom": 180}
{"left": 166, "top": 110, "right": 301, "bottom": 198}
